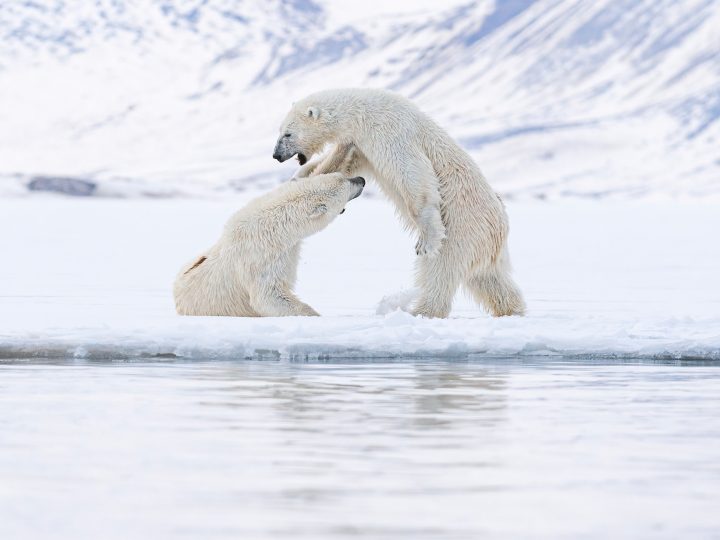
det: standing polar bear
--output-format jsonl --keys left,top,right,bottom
{"left": 174, "top": 173, "right": 365, "bottom": 317}
{"left": 273, "top": 88, "right": 525, "bottom": 319}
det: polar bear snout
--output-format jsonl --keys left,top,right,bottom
{"left": 348, "top": 176, "right": 365, "bottom": 200}
{"left": 272, "top": 135, "right": 292, "bottom": 162}
{"left": 273, "top": 134, "right": 307, "bottom": 164}
{"left": 272, "top": 143, "right": 290, "bottom": 163}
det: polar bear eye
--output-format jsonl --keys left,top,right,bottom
{"left": 283, "top": 133, "right": 291, "bottom": 138}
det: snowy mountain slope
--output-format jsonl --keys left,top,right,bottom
{"left": 0, "top": 0, "right": 718, "bottom": 198}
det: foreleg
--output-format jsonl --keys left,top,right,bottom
{"left": 388, "top": 155, "right": 446, "bottom": 257}
{"left": 295, "top": 143, "right": 363, "bottom": 178}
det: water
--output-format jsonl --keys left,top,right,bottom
{"left": 1, "top": 358, "right": 719, "bottom": 539}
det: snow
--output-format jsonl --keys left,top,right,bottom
{"left": 1, "top": 0, "right": 719, "bottom": 198}
{"left": 1, "top": 197, "right": 718, "bottom": 360}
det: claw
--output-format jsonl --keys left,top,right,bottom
{"left": 415, "top": 236, "right": 442, "bottom": 258}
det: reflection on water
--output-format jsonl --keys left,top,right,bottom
{"left": 1, "top": 358, "right": 719, "bottom": 539}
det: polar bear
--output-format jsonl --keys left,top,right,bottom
{"left": 174, "top": 172, "right": 365, "bottom": 317}
{"left": 272, "top": 88, "right": 525, "bottom": 319}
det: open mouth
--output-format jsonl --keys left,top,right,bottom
{"left": 297, "top": 153, "right": 307, "bottom": 166}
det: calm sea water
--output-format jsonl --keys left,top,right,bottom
{"left": 1, "top": 358, "right": 719, "bottom": 540}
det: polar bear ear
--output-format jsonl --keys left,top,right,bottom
{"left": 309, "top": 204, "right": 328, "bottom": 218}
{"left": 306, "top": 106, "right": 320, "bottom": 119}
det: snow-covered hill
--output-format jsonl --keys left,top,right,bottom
{"left": 1, "top": 0, "right": 718, "bottom": 198}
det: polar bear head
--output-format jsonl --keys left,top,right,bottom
{"left": 273, "top": 96, "right": 339, "bottom": 165}
{"left": 282, "top": 172, "right": 365, "bottom": 235}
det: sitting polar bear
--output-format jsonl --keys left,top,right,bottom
{"left": 272, "top": 87, "right": 525, "bottom": 319}
{"left": 174, "top": 173, "right": 365, "bottom": 317}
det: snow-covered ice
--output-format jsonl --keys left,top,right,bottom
{"left": 1, "top": 197, "right": 717, "bottom": 360}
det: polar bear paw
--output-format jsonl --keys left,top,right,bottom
{"left": 293, "top": 160, "right": 318, "bottom": 179}
{"left": 415, "top": 233, "right": 444, "bottom": 257}
{"left": 415, "top": 205, "right": 446, "bottom": 257}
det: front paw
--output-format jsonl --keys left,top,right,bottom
{"left": 294, "top": 162, "right": 317, "bottom": 179}
{"left": 415, "top": 234, "right": 443, "bottom": 257}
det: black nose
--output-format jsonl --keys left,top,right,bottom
{"left": 350, "top": 176, "right": 365, "bottom": 187}
{"left": 273, "top": 152, "right": 282, "bottom": 161}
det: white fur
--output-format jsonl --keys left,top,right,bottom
{"left": 174, "top": 173, "right": 362, "bottom": 317}
{"left": 278, "top": 88, "right": 526, "bottom": 318}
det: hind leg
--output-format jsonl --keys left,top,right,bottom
{"left": 250, "top": 284, "right": 320, "bottom": 317}
{"left": 464, "top": 251, "right": 525, "bottom": 317}
{"left": 411, "top": 248, "right": 462, "bottom": 318}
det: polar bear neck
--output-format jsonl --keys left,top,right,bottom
{"left": 303, "top": 88, "right": 445, "bottom": 152}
